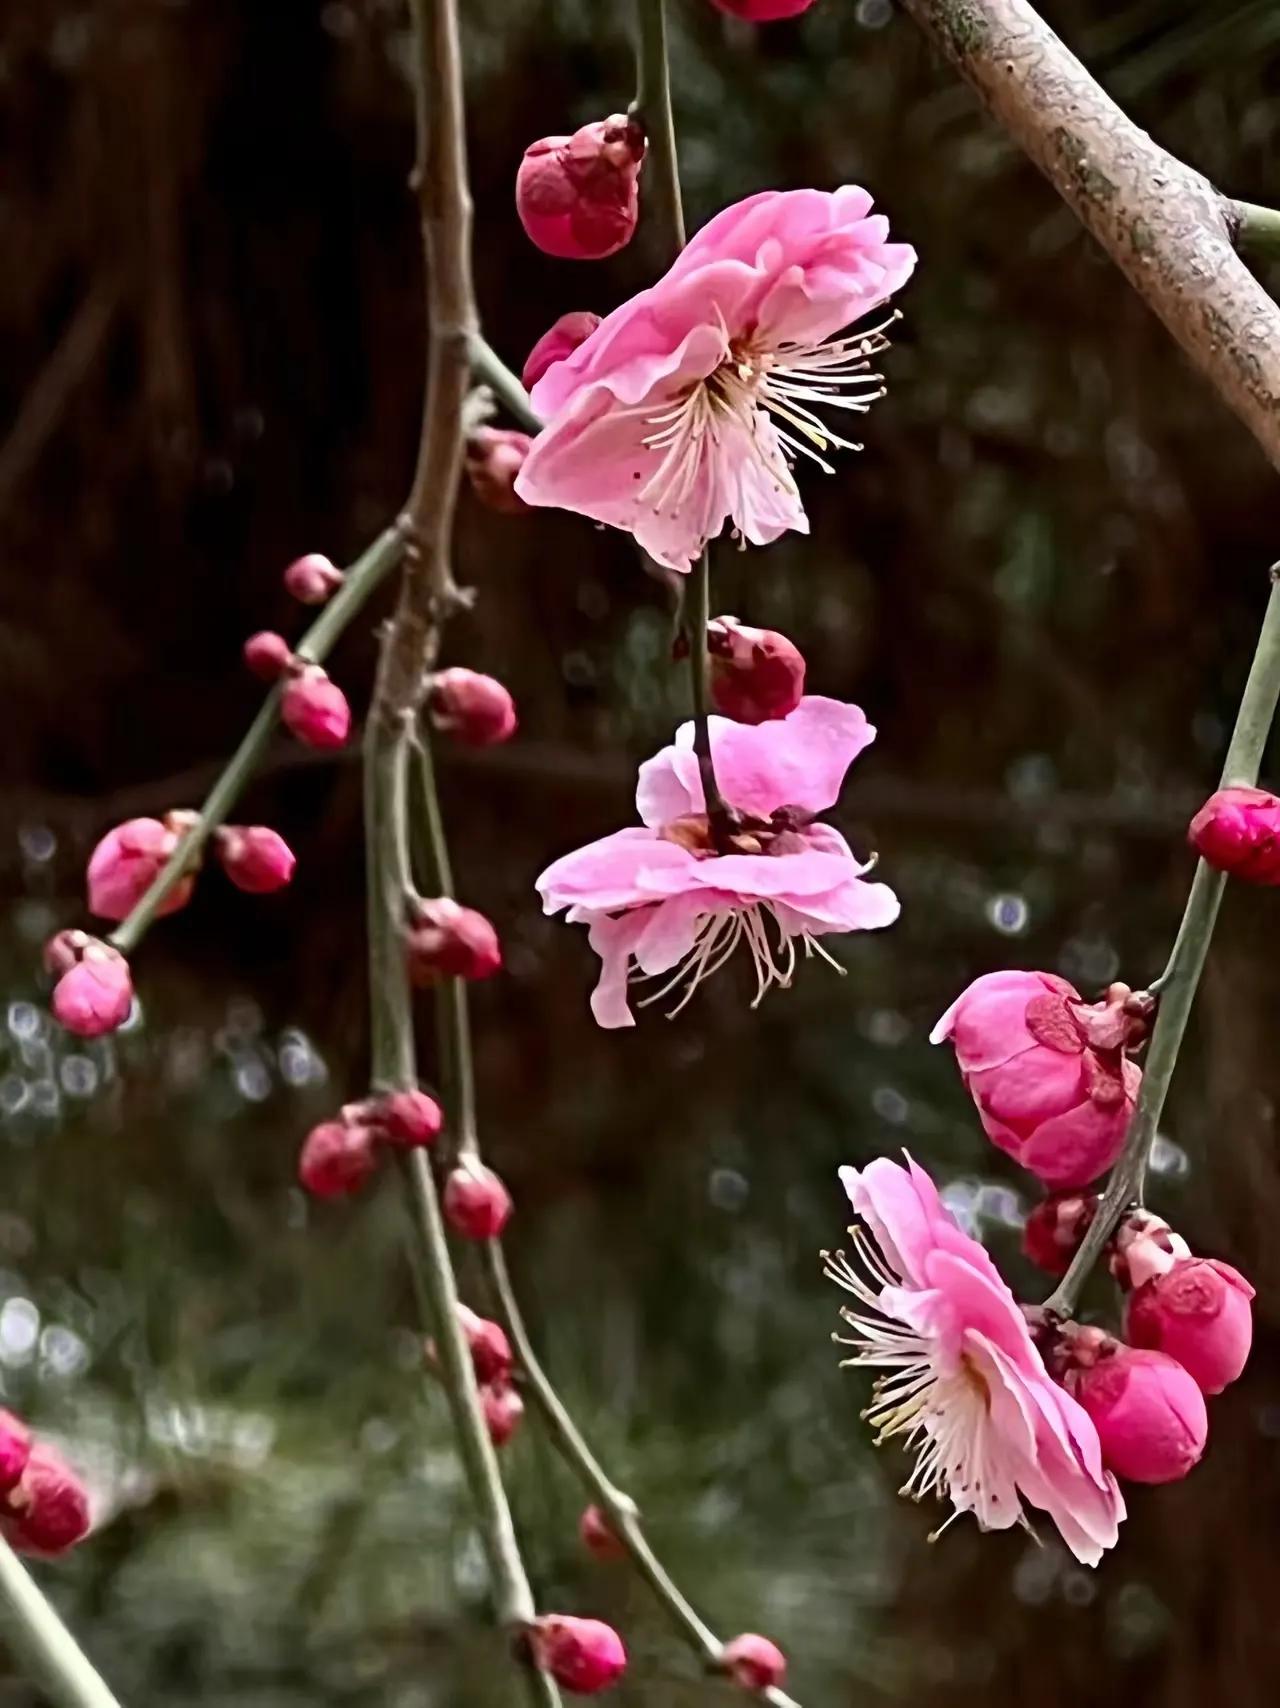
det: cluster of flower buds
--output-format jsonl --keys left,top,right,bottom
{"left": 426, "top": 1304, "right": 523, "bottom": 1447}
{"left": 1, "top": 1411, "right": 91, "bottom": 1557}
{"left": 528, "top": 1615, "right": 627, "bottom": 1694}
{"left": 298, "top": 1089, "right": 444, "bottom": 1199}
{"left": 242, "top": 632, "right": 352, "bottom": 749}
{"left": 427, "top": 669, "right": 518, "bottom": 747}
{"left": 1189, "top": 785, "right": 1280, "bottom": 884}
{"left": 710, "top": 0, "right": 819, "bottom": 20}
{"left": 83, "top": 813, "right": 296, "bottom": 928}
{"left": 282, "top": 551, "right": 344, "bottom": 606}
{"left": 516, "top": 114, "right": 646, "bottom": 261}
{"left": 43, "top": 930, "right": 134, "bottom": 1037}
{"left": 465, "top": 429, "right": 533, "bottom": 515}
{"left": 405, "top": 897, "right": 503, "bottom": 985}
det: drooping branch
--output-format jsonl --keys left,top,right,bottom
{"left": 898, "top": 0, "right": 1280, "bottom": 471}
{"left": 0, "top": 1539, "right": 124, "bottom": 1708}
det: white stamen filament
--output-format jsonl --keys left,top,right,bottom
{"left": 632, "top": 901, "right": 841, "bottom": 1018}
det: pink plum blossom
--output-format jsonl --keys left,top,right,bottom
{"left": 536, "top": 696, "right": 898, "bottom": 1028}
{"left": 515, "top": 186, "right": 915, "bottom": 571}
{"left": 827, "top": 1155, "right": 1124, "bottom": 1565}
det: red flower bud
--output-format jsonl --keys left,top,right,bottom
{"left": 86, "top": 817, "right": 194, "bottom": 922}
{"left": 516, "top": 115, "right": 645, "bottom": 261}
{"left": 1126, "top": 1257, "right": 1255, "bottom": 1396}
{"left": 214, "top": 826, "right": 296, "bottom": 894}
{"left": 710, "top": 0, "right": 818, "bottom": 19}
{"left": 283, "top": 552, "right": 344, "bottom": 606}
{"left": 522, "top": 311, "right": 602, "bottom": 392}
{"left": 298, "top": 1119, "right": 379, "bottom": 1199}
{"left": 1, "top": 1444, "right": 91, "bottom": 1556}
{"left": 465, "top": 428, "right": 534, "bottom": 515}
{"left": 282, "top": 667, "right": 351, "bottom": 749}
{"left": 429, "top": 668, "right": 518, "bottom": 747}
{"left": 706, "top": 615, "right": 806, "bottom": 725}
{"left": 480, "top": 1380, "right": 524, "bottom": 1447}
{"left": 406, "top": 898, "right": 503, "bottom": 984}
{"left": 50, "top": 939, "right": 133, "bottom": 1037}
{"left": 721, "top": 1634, "right": 788, "bottom": 1692}
{"left": 443, "top": 1162, "right": 512, "bottom": 1240}
{"left": 577, "top": 1504, "right": 627, "bottom": 1562}
{"left": 1021, "top": 1191, "right": 1099, "bottom": 1277}
{"left": 531, "top": 1616, "right": 627, "bottom": 1694}
{"left": 1057, "top": 1328, "right": 1207, "bottom": 1484}
{"left": 457, "top": 1304, "right": 513, "bottom": 1384}
{"left": 0, "top": 1410, "right": 32, "bottom": 1495}
{"left": 1188, "top": 785, "right": 1280, "bottom": 883}
{"left": 365, "top": 1089, "right": 444, "bottom": 1150}
{"left": 243, "top": 631, "right": 296, "bottom": 682}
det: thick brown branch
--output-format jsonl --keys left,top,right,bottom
{"left": 899, "top": 0, "right": 1280, "bottom": 470}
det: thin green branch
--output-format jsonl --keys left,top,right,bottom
{"left": 631, "top": 0, "right": 686, "bottom": 255}
{"left": 469, "top": 336, "right": 544, "bottom": 434}
{"left": 1045, "top": 569, "right": 1280, "bottom": 1316}
{"left": 1230, "top": 199, "right": 1280, "bottom": 259}
{"left": 108, "top": 525, "right": 405, "bottom": 956}
{"left": 0, "top": 1538, "right": 124, "bottom": 1708}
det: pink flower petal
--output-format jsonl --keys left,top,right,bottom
{"left": 537, "top": 829, "right": 697, "bottom": 913}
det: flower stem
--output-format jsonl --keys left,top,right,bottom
{"left": 631, "top": 0, "right": 686, "bottom": 256}
{"left": 1231, "top": 199, "right": 1280, "bottom": 258}
{"left": 688, "top": 548, "right": 733, "bottom": 836}
{"left": 108, "top": 524, "right": 405, "bottom": 957}
{"left": 469, "top": 334, "right": 543, "bottom": 435}
{"left": 1044, "top": 568, "right": 1280, "bottom": 1316}
{"left": 0, "top": 1538, "right": 124, "bottom": 1708}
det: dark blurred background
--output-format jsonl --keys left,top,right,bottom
{"left": 4, "top": 0, "right": 1280, "bottom": 1703}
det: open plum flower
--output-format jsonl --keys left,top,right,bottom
{"left": 826, "top": 1155, "right": 1125, "bottom": 1565}
{"left": 515, "top": 186, "right": 916, "bottom": 571}
{"left": 536, "top": 696, "right": 899, "bottom": 1027}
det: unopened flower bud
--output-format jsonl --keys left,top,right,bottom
{"left": 429, "top": 668, "right": 518, "bottom": 746}
{"left": 282, "top": 667, "right": 351, "bottom": 749}
{"left": 0, "top": 1411, "right": 31, "bottom": 1495}
{"left": 1058, "top": 1328, "right": 1207, "bottom": 1484}
{"left": 366, "top": 1089, "right": 444, "bottom": 1150}
{"left": 466, "top": 428, "right": 534, "bottom": 515}
{"left": 710, "top": 0, "right": 818, "bottom": 20}
{"left": 516, "top": 115, "right": 646, "bottom": 261}
{"left": 244, "top": 631, "right": 296, "bottom": 682}
{"left": 43, "top": 929, "right": 92, "bottom": 978}
{"left": 50, "top": 939, "right": 133, "bottom": 1037}
{"left": 481, "top": 1380, "right": 524, "bottom": 1447}
{"left": 1126, "top": 1257, "right": 1255, "bottom": 1395}
{"left": 1021, "top": 1191, "right": 1099, "bottom": 1277}
{"left": 578, "top": 1504, "right": 626, "bottom": 1562}
{"left": 406, "top": 898, "right": 503, "bottom": 984}
{"left": 721, "top": 1634, "right": 788, "bottom": 1692}
{"left": 458, "top": 1304, "right": 513, "bottom": 1384}
{"left": 214, "top": 826, "right": 296, "bottom": 894}
{"left": 86, "top": 817, "right": 193, "bottom": 922}
{"left": 931, "top": 971, "right": 1142, "bottom": 1188}
{"left": 283, "top": 552, "right": 344, "bottom": 606}
{"left": 1, "top": 1444, "right": 91, "bottom": 1556}
{"left": 531, "top": 1615, "right": 628, "bottom": 1695}
{"left": 443, "top": 1162, "right": 512, "bottom": 1240}
{"left": 1188, "top": 785, "right": 1280, "bottom": 884}
{"left": 522, "top": 311, "right": 602, "bottom": 391}
{"left": 706, "top": 615, "right": 806, "bottom": 725}
{"left": 298, "top": 1119, "right": 379, "bottom": 1199}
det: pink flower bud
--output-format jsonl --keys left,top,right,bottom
{"left": 283, "top": 552, "right": 344, "bottom": 606}
{"left": 516, "top": 115, "right": 646, "bottom": 261}
{"left": 706, "top": 615, "right": 806, "bottom": 725}
{"left": 710, "top": 0, "right": 818, "bottom": 19}
{"left": 244, "top": 631, "right": 296, "bottom": 682}
{"left": 298, "top": 1119, "right": 379, "bottom": 1199}
{"left": 931, "top": 971, "right": 1143, "bottom": 1188}
{"left": 1, "top": 1444, "right": 91, "bottom": 1556}
{"left": 366, "top": 1089, "right": 444, "bottom": 1150}
{"left": 43, "top": 929, "right": 92, "bottom": 977}
{"left": 214, "top": 826, "right": 296, "bottom": 894}
{"left": 86, "top": 817, "right": 192, "bottom": 922}
{"left": 577, "top": 1504, "right": 626, "bottom": 1562}
{"left": 282, "top": 667, "right": 351, "bottom": 749}
{"left": 1059, "top": 1330, "right": 1207, "bottom": 1484}
{"left": 1021, "top": 1191, "right": 1099, "bottom": 1276}
{"left": 429, "top": 668, "right": 518, "bottom": 747}
{"left": 1188, "top": 785, "right": 1280, "bottom": 883}
{"left": 406, "top": 898, "right": 503, "bottom": 984}
{"left": 465, "top": 428, "right": 534, "bottom": 515}
{"left": 532, "top": 1616, "right": 627, "bottom": 1695}
{"left": 457, "top": 1304, "right": 513, "bottom": 1384}
{"left": 443, "top": 1162, "right": 512, "bottom": 1240}
{"left": 0, "top": 1410, "right": 32, "bottom": 1495}
{"left": 481, "top": 1380, "right": 524, "bottom": 1447}
{"left": 522, "top": 311, "right": 602, "bottom": 391}
{"left": 1125, "top": 1258, "right": 1255, "bottom": 1395}
{"left": 51, "top": 940, "right": 134, "bottom": 1037}
{"left": 721, "top": 1634, "right": 788, "bottom": 1692}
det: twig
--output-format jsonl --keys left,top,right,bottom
{"left": 631, "top": 0, "right": 687, "bottom": 254}
{"left": 1230, "top": 199, "right": 1280, "bottom": 259}
{"left": 469, "top": 335, "right": 543, "bottom": 435}
{"left": 0, "top": 1537, "right": 124, "bottom": 1708}
{"left": 897, "top": 0, "right": 1280, "bottom": 472}
{"left": 1044, "top": 569, "right": 1280, "bottom": 1316}
{"left": 688, "top": 549, "right": 734, "bottom": 838}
